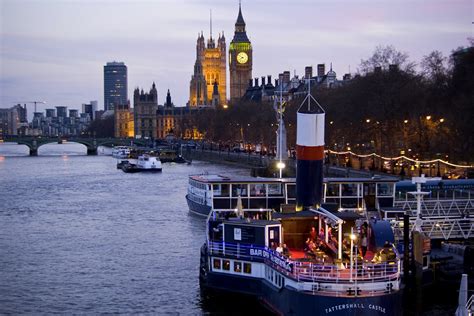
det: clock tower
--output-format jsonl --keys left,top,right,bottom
{"left": 229, "top": 3, "right": 252, "bottom": 102}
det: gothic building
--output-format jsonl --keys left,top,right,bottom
{"left": 229, "top": 3, "right": 252, "bottom": 102}
{"left": 189, "top": 24, "right": 226, "bottom": 107}
{"left": 134, "top": 83, "right": 158, "bottom": 139}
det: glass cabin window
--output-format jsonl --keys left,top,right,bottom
{"left": 232, "top": 184, "right": 248, "bottom": 197}
{"left": 213, "top": 258, "right": 221, "bottom": 270}
{"left": 268, "top": 183, "right": 282, "bottom": 196}
{"left": 213, "top": 184, "right": 229, "bottom": 197}
{"left": 341, "top": 183, "right": 358, "bottom": 196}
{"left": 377, "top": 183, "right": 394, "bottom": 196}
{"left": 234, "top": 261, "right": 242, "bottom": 273}
{"left": 223, "top": 260, "right": 230, "bottom": 271}
{"left": 250, "top": 183, "right": 266, "bottom": 196}
{"left": 326, "top": 183, "right": 340, "bottom": 196}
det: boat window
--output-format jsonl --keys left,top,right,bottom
{"left": 213, "top": 184, "right": 229, "bottom": 197}
{"left": 326, "top": 183, "right": 340, "bottom": 196}
{"left": 223, "top": 260, "right": 230, "bottom": 271}
{"left": 267, "top": 183, "right": 282, "bottom": 196}
{"left": 234, "top": 261, "right": 242, "bottom": 273}
{"left": 232, "top": 184, "right": 248, "bottom": 197}
{"left": 144, "top": 157, "right": 149, "bottom": 161}
{"left": 341, "top": 183, "right": 358, "bottom": 196}
{"left": 286, "top": 184, "right": 296, "bottom": 199}
{"left": 377, "top": 183, "right": 394, "bottom": 196}
{"left": 250, "top": 183, "right": 266, "bottom": 197}
{"left": 213, "top": 258, "right": 221, "bottom": 270}
{"left": 244, "top": 263, "right": 252, "bottom": 274}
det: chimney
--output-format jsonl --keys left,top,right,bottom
{"left": 248, "top": 79, "right": 253, "bottom": 87}
{"left": 278, "top": 73, "right": 284, "bottom": 84}
{"left": 254, "top": 78, "right": 259, "bottom": 87}
{"left": 317, "top": 64, "right": 325, "bottom": 77}
{"left": 267, "top": 75, "right": 272, "bottom": 85}
{"left": 261, "top": 76, "right": 266, "bottom": 86}
{"left": 283, "top": 71, "right": 290, "bottom": 84}
{"left": 305, "top": 66, "right": 313, "bottom": 79}
{"left": 275, "top": 79, "right": 279, "bottom": 86}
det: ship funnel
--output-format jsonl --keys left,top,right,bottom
{"left": 296, "top": 80, "right": 325, "bottom": 211}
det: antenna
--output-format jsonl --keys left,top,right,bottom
{"left": 210, "top": 9, "right": 212, "bottom": 39}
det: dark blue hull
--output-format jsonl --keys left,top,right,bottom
{"left": 186, "top": 194, "right": 212, "bottom": 217}
{"left": 202, "top": 271, "right": 402, "bottom": 316}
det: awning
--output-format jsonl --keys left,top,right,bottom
{"left": 272, "top": 207, "right": 343, "bottom": 225}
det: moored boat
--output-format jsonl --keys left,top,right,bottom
{"left": 112, "top": 146, "right": 131, "bottom": 159}
{"left": 197, "top": 81, "right": 402, "bottom": 315}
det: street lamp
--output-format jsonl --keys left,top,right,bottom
{"left": 426, "top": 115, "right": 431, "bottom": 121}
{"left": 276, "top": 161, "right": 286, "bottom": 178}
{"left": 439, "top": 118, "right": 445, "bottom": 123}
{"left": 350, "top": 227, "right": 357, "bottom": 282}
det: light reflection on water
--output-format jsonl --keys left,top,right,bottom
{"left": 0, "top": 143, "right": 268, "bottom": 314}
{"left": 0, "top": 143, "right": 455, "bottom": 314}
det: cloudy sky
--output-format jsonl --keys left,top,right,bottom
{"left": 0, "top": 0, "right": 472, "bottom": 115}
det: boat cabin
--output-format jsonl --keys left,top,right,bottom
{"left": 189, "top": 174, "right": 398, "bottom": 216}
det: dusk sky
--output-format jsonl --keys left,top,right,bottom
{"left": 0, "top": 0, "right": 472, "bottom": 115}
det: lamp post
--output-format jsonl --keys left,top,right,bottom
{"left": 350, "top": 227, "right": 356, "bottom": 282}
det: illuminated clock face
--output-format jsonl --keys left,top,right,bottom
{"left": 237, "top": 52, "right": 248, "bottom": 64}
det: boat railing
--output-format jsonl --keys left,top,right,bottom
{"left": 392, "top": 195, "right": 474, "bottom": 218}
{"left": 208, "top": 241, "right": 400, "bottom": 286}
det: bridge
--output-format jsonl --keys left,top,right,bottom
{"left": 1, "top": 136, "right": 149, "bottom": 156}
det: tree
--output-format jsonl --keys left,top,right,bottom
{"left": 359, "top": 45, "right": 416, "bottom": 74}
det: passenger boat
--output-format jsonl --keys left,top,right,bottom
{"left": 197, "top": 84, "right": 402, "bottom": 315}
{"left": 121, "top": 155, "right": 162, "bottom": 173}
{"left": 112, "top": 146, "right": 131, "bottom": 159}
{"left": 187, "top": 175, "right": 398, "bottom": 218}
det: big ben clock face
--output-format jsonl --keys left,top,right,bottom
{"left": 237, "top": 52, "right": 248, "bottom": 64}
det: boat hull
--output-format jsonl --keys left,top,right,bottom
{"left": 121, "top": 166, "right": 162, "bottom": 173}
{"left": 202, "top": 270, "right": 402, "bottom": 316}
{"left": 186, "top": 194, "right": 211, "bottom": 217}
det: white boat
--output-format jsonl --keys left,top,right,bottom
{"left": 112, "top": 146, "right": 131, "bottom": 159}
{"left": 122, "top": 155, "right": 162, "bottom": 173}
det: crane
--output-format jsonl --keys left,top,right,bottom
{"left": 15, "top": 101, "right": 46, "bottom": 113}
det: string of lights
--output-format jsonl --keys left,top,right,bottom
{"left": 325, "top": 149, "right": 474, "bottom": 169}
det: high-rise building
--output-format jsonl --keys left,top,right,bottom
{"left": 229, "top": 3, "right": 252, "bottom": 102}
{"left": 189, "top": 15, "right": 226, "bottom": 107}
{"left": 104, "top": 61, "right": 128, "bottom": 111}
{"left": 56, "top": 106, "right": 67, "bottom": 118}
{"left": 82, "top": 101, "right": 98, "bottom": 120}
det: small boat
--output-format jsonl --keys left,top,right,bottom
{"left": 159, "top": 149, "right": 187, "bottom": 163}
{"left": 117, "top": 160, "right": 131, "bottom": 169}
{"left": 121, "top": 155, "right": 162, "bottom": 173}
{"left": 112, "top": 146, "right": 131, "bottom": 159}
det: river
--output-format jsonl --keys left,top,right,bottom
{"left": 0, "top": 142, "right": 458, "bottom": 315}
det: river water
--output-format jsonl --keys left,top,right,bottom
{"left": 0, "top": 143, "right": 458, "bottom": 315}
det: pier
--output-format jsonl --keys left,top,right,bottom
{"left": 182, "top": 147, "right": 395, "bottom": 179}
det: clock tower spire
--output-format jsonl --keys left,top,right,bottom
{"left": 229, "top": 2, "right": 252, "bottom": 102}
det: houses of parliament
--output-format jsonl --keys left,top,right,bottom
{"left": 189, "top": 4, "right": 252, "bottom": 107}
